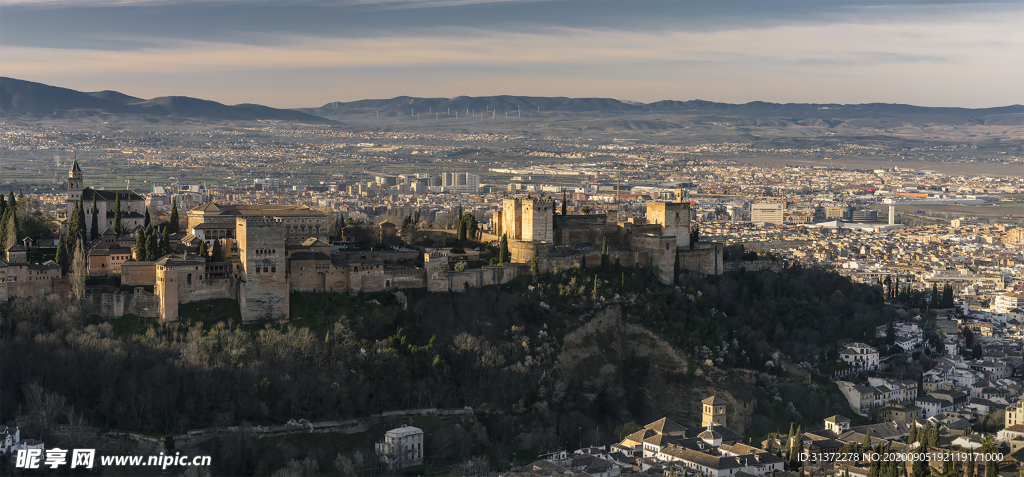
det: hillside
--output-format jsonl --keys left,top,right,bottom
{"left": 0, "top": 77, "right": 333, "bottom": 124}
{"left": 0, "top": 265, "right": 883, "bottom": 473}
{"left": 303, "top": 94, "right": 1023, "bottom": 125}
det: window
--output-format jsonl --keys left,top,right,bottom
{"left": 187, "top": 274, "right": 192, "bottom": 284}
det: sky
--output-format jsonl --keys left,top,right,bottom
{"left": 1, "top": 0, "right": 1022, "bottom": 108}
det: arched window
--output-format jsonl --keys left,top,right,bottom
{"left": 187, "top": 273, "right": 192, "bottom": 284}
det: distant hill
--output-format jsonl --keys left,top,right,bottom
{"left": 2, "top": 77, "right": 1020, "bottom": 128}
{"left": 0, "top": 77, "right": 333, "bottom": 123}
{"left": 302, "top": 94, "right": 1023, "bottom": 124}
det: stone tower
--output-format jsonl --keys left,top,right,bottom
{"left": 425, "top": 252, "right": 449, "bottom": 292}
{"left": 521, "top": 197, "right": 554, "bottom": 242}
{"left": 647, "top": 201, "right": 691, "bottom": 249}
{"left": 702, "top": 395, "right": 727, "bottom": 427}
{"left": 237, "top": 216, "right": 289, "bottom": 322}
{"left": 68, "top": 159, "right": 84, "bottom": 204}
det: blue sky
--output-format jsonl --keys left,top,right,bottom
{"left": 2, "top": 0, "right": 1021, "bottom": 108}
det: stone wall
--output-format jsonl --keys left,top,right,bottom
{"left": 629, "top": 234, "right": 677, "bottom": 284}
{"left": 332, "top": 250, "right": 419, "bottom": 262}
{"left": 85, "top": 289, "right": 159, "bottom": 318}
{"left": 723, "top": 259, "right": 783, "bottom": 273}
{"left": 5, "top": 277, "right": 70, "bottom": 299}
{"left": 679, "top": 242, "right": 725, "bottom": 276}
{"left": 122, "top": 261, "right": 156, "bottom": 286}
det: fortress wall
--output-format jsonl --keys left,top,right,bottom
{"left": 630, "top": 234, "right": 677, "bottom": 284}
{"left": 679, "top": 243, "right": 725, "bottom": 276}
{"left": 122, "top": 261, "right": 156, "bottom": 286}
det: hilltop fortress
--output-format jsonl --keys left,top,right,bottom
{"left": 492, "top": 196, "right": 723, "bottom": 284}
{"left": 9, "top": 163, "right": 721, "bottom": 321}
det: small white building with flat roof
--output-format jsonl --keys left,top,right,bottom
{"left": 375, "top": 424, "right": 424, "bottom": 469}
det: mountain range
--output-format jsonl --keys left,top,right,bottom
{"left": 2, "top": 77, "right": 1021, "bottom": 126}
{"left": 0, "top": 77, "right": 332, "bottom": 123}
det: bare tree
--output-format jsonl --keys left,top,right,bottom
{"left": 71, "top": 238, "right": 86, "bottom": 301}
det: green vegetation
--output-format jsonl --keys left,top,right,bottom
{"left": 1, "top": 264, "right": 891, "bottom": 474}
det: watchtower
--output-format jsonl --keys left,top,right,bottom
{"left": 237, "top": 216, "right": 288, "bottom": 322}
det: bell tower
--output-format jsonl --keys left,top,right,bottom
{"left": 701, "top": 395, "right": 727, "bottom": 427}
{"left": 68, "top": 158, "right": 84, "bottom": 203}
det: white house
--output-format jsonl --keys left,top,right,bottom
{"left": 840, "top": 342, "right": 880, "bottom": 370}
{"left": 375, "top": 425, "right": 424, "bottom": 469}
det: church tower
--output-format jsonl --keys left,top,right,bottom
{"left": 702, "top": 395, "right": 727, "bottom": 427}
{"left": 68, "top": 158, "right": 84, "bottom": 203}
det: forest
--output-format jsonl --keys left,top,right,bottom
{"left": 0, "top": 264, "right": 892, "bottom": 475}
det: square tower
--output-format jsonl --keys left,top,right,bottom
{"left": 702, "top": 395, "right": 727, "bottom": 427}
{"left": 501, "top": 198, "right": 523, "bottom": 241}
{"left": 237, "top": 217, "right": 289, "bottom": 322}
{"left": 647, "top": 201, "right": 691, "bottom": 249}
{"left": 521, "top": 197, "right": 553, "bottom": 242}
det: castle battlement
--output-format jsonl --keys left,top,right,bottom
{"left": 241, "top": 216, "right": 284, "bottom": 226}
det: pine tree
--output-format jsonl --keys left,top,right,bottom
{"left": 211, "top": 239, "right": 223, "bottom": 262}
{"left": 90, "top": 195, "right": 99, "bottom": 241}
{"left": 113, "top": 193, "right": 123, "bottom": 236}
{"left": 168, "top": 197, "right": 180, "bottom": 234}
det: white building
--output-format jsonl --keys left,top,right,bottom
{"left": 994, "top": 292, "right": 1024, "bottom": 314}
{"left": 750, "top": 203, "right": 784, "bottom": 226}
{"left": 375, "top": 425, "right": 424, "bottom": 469}
{"left": 840, "top": 342, "right": 879, "bottom": 370}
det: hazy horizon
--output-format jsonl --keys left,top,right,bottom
{"left": 2, "top": 0, "right": 1022, "bottom": 109}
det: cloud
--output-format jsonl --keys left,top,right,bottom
{"left": 2, "top": 2, "right": 1020, "bottom": 107}
{"left": 0, "top": 0, "right": 534, "bottom": 7}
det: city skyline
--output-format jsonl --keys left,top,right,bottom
{"left": 1, "top": 0, "right": 1021, "bottom": 108}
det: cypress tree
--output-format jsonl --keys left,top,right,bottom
{"left": 561, "top": 190, "right": 567, "bottom": 215}
{"left": 169, "top": 197, "right": 180, "bottom": 234}
{"left": 90, "top": 195, "right": 99, "bottom": 241}
{"left": 0, "top": 194, "right": 6, "bottom": 220}
{"left": 67, "top": 201, "right": 83, "bottom": 258}
{"left": 160, "top": 226, "right": 171, "bottom": 257}
{"left": 135, "top": 227, "right": 148, "bottom": 260}
{"left": 908, "top": 419, "right": 917, "bottom": 443}
{"left": 601, "top": 237, "right": 609, "bottom": 268}
{"left": 144, "top": 207, "right": 151, "bottom": 228}
{"left": 113, "top": 193, "right": 123, "bottom": 236}
{"left": 199, "top": 240, "right": 209, "bottom": 260}
{"left": 54, "top": 234, "right": 68, "bottom": 273}
{"left": 498, "top": 233, "right": 509, "bottom": 264}
{"left": 146, "top": 227, "right": 158, "bottom": 261}
{"left": 211, "top": 239, "right": 223, "bottom": 262}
